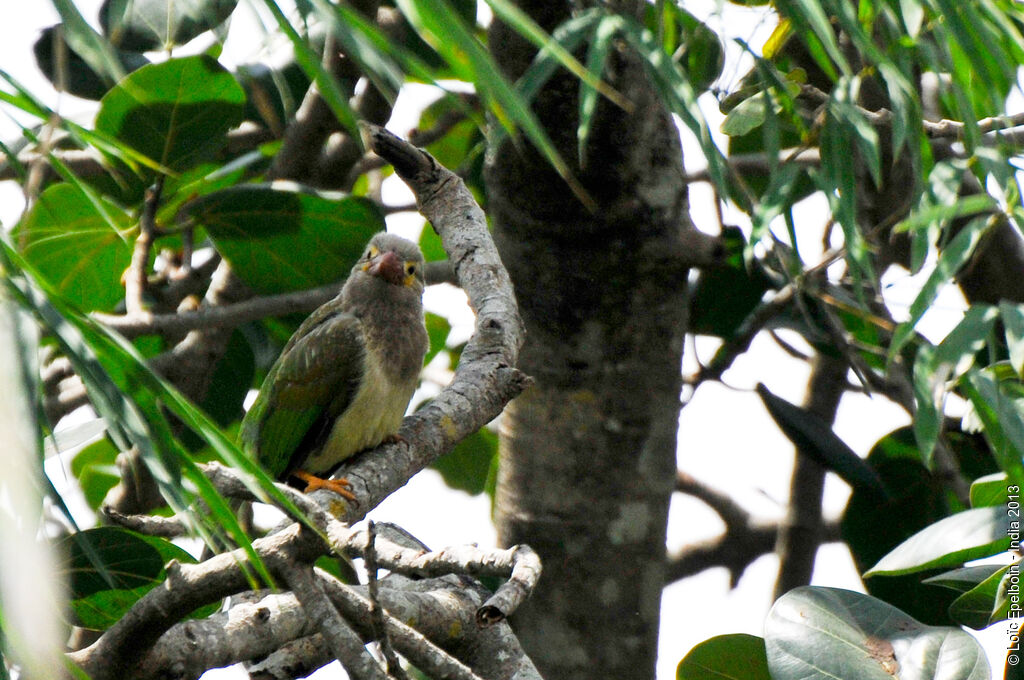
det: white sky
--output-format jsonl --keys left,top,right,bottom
{"left": 1, "top": 1, "right": 1013, "bottom": 678}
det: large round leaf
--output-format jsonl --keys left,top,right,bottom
{"left": 185, "top": 183, "right": 385, "bottom": 293}
{"left": 842, "top": 426, "right": 958, "bottom": 624}
{"left": 14, "top": 184, "right": 133, "bottom": 312}
{"left": 33, "top": 25, "right": 150, "bottom": 101}
{"left": 60, "top": 527, "right": 217, "bottom": 630}
{"left": 676, "top": 634, "right": 771, "bottom": 680}
{"left": 101, "top": 0, "right": 239, "bottom": 51}
{"left": 766, "top": 587, "right": 989, "bottom": 680}
{"left": 95, "top": 55, "right": 246, "bottom": 172}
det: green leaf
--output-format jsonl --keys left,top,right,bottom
{"left": 771, "top": 0, "right": 849, "bottom": 80}
{"left": 946, "top": 562, "right": 1015, "bottom": 629}
{"left": 616, "top": 16, "right": 736, "bottom": 207}
{"left": 676, "top": 634, "right": 771, "bottom": 680}
{"left": 961, "top": 367, "right": 1024, "bottom": 481}
{"left": 924, "top": 564, "right": 1006, "bottom": 594}
{"left": 61, "top": 527, "right": 165, "bottom": 630}
{"left": 259, "top": 0, "right": 362, "bottom": 141}
{"left": 484, "top": 0, "right": 629, "bottom": 111}
{"left": 911, "top": 305, "right": 998, "bottom": 465}
{"left": 890, "top": 214, "right": 997, "bottom": 358}
{"left": 766, "top": 587, "right": 989, "bottom": 680}
{"left": 70, "top": 437, "right": 121, "bottom": 511}
{"left": 396, "top": 0, "right": 591, "bottom": 208}
{"left": 424, "top": 312, "right": 451, "bottom": 367}
{"left": 33, "top": 26, "right": 150, "bottom": 101}
{"left": 186, "top": 183, "right": 385, "bottom": 293}
{"left": 431, "top": 427, "right": 497, "bottom": 496}
{"left": 756, "top": 384, "right": 887, "bottom": 497}
{"left": 720, "top": 92, "right": 768, "bottom": 137}
{"left": 841, "top": 426, "right": 958, "bottom": 625}
{"left": 894, "top": 193, "right": 997, "bottom": 235}
{"left": 51, "top": 0, "right": 127, "bottom": 87}
{"left": 2, "top": 244, "right": 282, "bottom": 586}
{"left": 61, "top": 527, "right": 218, "bottom": 630}
{"left": 688, "top": 227, "right": 773, "bottom": 338}
{"left": 865, "top": 506, "right": 1010, "bottom": 577}
{"left": 970, "top": 472, "right": 1016, "bottom": 508}
{"left": 100, "top": 0, "right": 239, "bottom": 51}
{"left": 669, "top": 6, "right": 724, "bottom": 94}
{"left": 95, "top": 55, "right": 246, "bottom": 173}
{"left": 14, "top": 184, "right": 133, "bottom": 313}
{"left": 418, "top": 223, "right": 447, "bottom": 263}
{"left": 1001, "top": 301, "right": 1024, "bottom": 375}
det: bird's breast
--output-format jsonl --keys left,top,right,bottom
{"left": 300, "top": 348, "right": 416, "bottom": 475}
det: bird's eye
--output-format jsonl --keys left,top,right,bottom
{"left": 406, "top": 263, "right": 417, "bottom": 275}
{"left": 366, "top": 245, "right": 379, "bottom": 259}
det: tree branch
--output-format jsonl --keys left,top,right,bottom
{"left": 301, "top": 125, "right": 530, "bottom": 521}
{"left": 280, "top": 559, "right": 389, "bottom": 680}
{"left": 670, "top": 470, "right": 843, "bottom": 586}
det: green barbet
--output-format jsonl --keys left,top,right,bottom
{"left": 240, "top": 232, "right": 429, "bottom": 500}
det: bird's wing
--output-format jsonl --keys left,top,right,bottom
{"left": 240, "top": 310, "right": 365, "bottom": 479}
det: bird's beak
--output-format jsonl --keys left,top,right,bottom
{"left": 366, "top": 249, "right": 405, "bottom": 286}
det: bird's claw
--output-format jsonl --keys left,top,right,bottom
{"left": 292, "top": 470, "right": 357, "bottom": 501}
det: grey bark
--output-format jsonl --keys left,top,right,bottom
{"left": 486, "top": 3, "right": 696, "bottom": 677}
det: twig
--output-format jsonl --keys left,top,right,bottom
{"left": 94, "top": 282, "right": 340, "bottom": 339}
{"left": 281, "top": 559, "right": 389, "bottom": 680}
{"left": 125, "top": 180, "right": 162, "bottom": 315}
{"left": 691, "top": 287, "right": 794, "bottom": 385}
{"left": 103, "top": 507, "right": 188, "bottom": 538}
{"left": 95, "top": 260, "right": 460, "bottom": 340}
{"left": 365, "top": 521, "right": 408, "bottom": 679}
{"left": 200, "top": 462, "right": 541, "bottom": 624}
{"left": 665, "top": 517, "right": 843, "bottom": 586}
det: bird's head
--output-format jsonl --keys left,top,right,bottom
{"left": 353, "top": 232, "right": 426, "bottom": 296}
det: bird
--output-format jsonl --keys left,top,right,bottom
{"left": 239, "top": 232, "right": 429, "bottom": 501}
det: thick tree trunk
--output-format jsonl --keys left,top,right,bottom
{"left": 486, "top": 4, "right": 694, "bottom": 678}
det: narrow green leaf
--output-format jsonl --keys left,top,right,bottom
{"left": 772, "top": 0, "right": 851, "bottom": 79}
{"left": 257, "top": 0, "right": 362, "bottom": 142}
{"left": 485, "top": 0, "right": 630, "bottom": 111}
{"left": 616, "top": 16, "right": 737, "bottom": 206}
{"left": 961, "top": 368, "right": 1024, "bottom": 480}
{"left": 757, "top": 384, "right": 887, "bottom": 498}
{"left": 894, "top": 194, "right": 997, "bottom": 234}
{"left": 396, "top": 0, "right": 592, "bottom": 208}
{"left": 1001, "top": 301, "right": 1024, "bottom": 375}
{"left": 890, "top": 214, "right": 996, "bottom": 358}
{"left": 577, "top": 17, "right": 616, "bottom": 167}
{"left": 1, "top": 244, "right": 280, "bottom": 586}
{"left": 865, "top": 506, "right": 1010, "bottom": 577}
{"left": 50, "top": 0, "right": 126, "bottom": 86}
{"left": 515, "top": 10, "right": 603, "bottom": 104}
{"left": 911, "top": 305, "right": 998, "bottom": 465}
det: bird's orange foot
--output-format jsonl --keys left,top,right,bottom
{"left": 292, "top": 470, "right": 357, "bottom": 501}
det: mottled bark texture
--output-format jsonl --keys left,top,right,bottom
{"left": 486, "top": 4, "right": 694, "bottom": 678}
